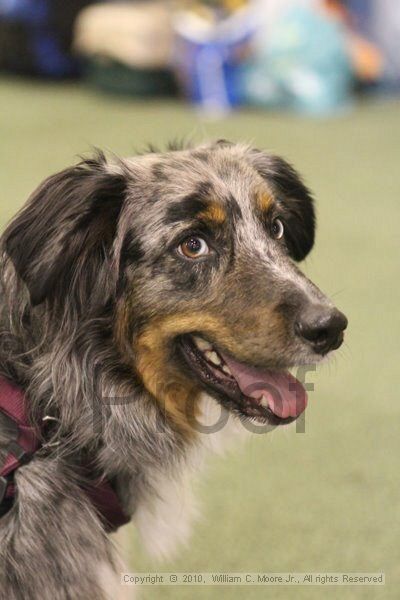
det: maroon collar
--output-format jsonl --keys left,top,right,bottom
{"left": 0, "top": 377, "right": 129, "bottom": 532}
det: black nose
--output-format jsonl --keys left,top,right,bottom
{"left": 295, "top": 305, "right": 348, "bottom": 355}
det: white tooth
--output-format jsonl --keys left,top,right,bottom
{"left": 260, "top": 394, "right": 269, "bottom": 408}
{"left": 222, "top": 364, "right": 232, "bottom": 376}
{"left": 193, "top": 336, "right": 212, "bottom": 351}
{"left": 205, "top": 351, "right": 221, "bottom": 366}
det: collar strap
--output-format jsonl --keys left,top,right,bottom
{"left": 0, "top": 377, "right": 129, "bottom": 532}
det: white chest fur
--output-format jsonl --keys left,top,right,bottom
{"left": 133, "top": 393, "right": 251, "bottom": 559}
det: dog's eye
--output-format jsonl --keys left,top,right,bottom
{"left": 271, "top": 218, "right": 284, "bottom": 240}
{"left": 178, "top": 236, "right": 210, "bottom": 259}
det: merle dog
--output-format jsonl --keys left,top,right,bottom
{"left": 0, "top": 141, "right": 347, "bottom": 599}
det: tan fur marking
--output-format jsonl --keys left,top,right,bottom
{"left": 134, "top": 313, "right": 235, "bottom": 437}
{"left": 257, "top": 191, "right": 273, "bottom": 213}
{"left": 199, "top": 203, "right": 226, "bottom": 224}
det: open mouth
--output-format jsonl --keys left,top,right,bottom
{"left": 179, "top": 335, "right": 308, "bottom": 426}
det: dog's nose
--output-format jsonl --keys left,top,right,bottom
{"left": 295, "top": 305, "right": 348, "bottom": 355}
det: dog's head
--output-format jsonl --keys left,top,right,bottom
{"left": 3, "top": 142, "right": 347, "bottom": 434}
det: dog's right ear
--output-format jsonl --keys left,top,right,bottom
{"left": 3, "top": 154, "right": 127, "bottom": 306}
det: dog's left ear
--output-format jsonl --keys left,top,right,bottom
{"left": 3, "top": 153, "right": 127, "bottom": 306}
{"left": 248, "top": 151, "right": 315, "bottom": 261}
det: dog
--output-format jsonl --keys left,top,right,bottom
{"left": 0, "top": 140, "right": 347, "bottom": 599}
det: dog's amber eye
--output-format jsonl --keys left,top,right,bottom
{"left": 271, "top": 218, "right": 284, "bottom": 240}
{"left": 178, "top": 236, "right": 210, "bottom": 259}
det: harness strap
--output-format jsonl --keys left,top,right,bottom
{"left": 0, "top": 377, "right": 129, "bottom": 531}
{"left": 0, "top": 378, "right": 39, "bottom": 509}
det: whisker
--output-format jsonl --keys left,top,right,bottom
{"left": 329, "top": 288, "right": 347, "bottom": 299}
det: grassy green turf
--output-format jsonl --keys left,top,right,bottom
{"left": 1, "top": 78, "right": 399, "bottom": 599}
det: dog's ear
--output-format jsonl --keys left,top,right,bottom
{"left": 3, "top": 153, "right": 127, "bottom": 306}
{"left": 249, "top": 151, "right": 315, "bottom": 261}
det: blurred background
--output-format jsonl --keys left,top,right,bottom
{"left": 0, "top": 0, "right": 400, "bottom": 114}
{"left": 0, "top": 1, "right": 399, "bottom": 599}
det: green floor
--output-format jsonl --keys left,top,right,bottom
{"left": 1, "top": 79, "right": 399, "bottom": 599}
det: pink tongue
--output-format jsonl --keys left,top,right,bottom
{"left": 220, "top": 353, "right": 307, "bottom": 419}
